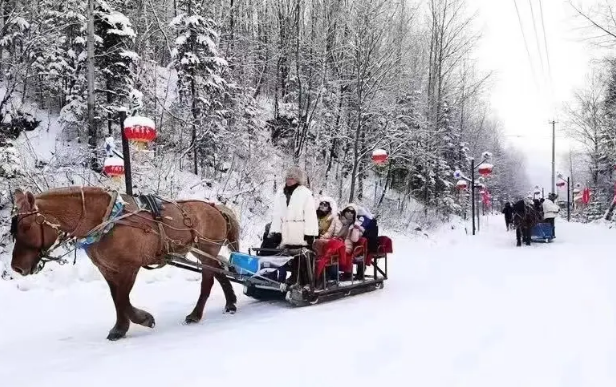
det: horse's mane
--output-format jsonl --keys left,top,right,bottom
{"left": 513, "top": 200, "right": 527, "bottom": 215}
{"left": 36, "top": 186, "right": 107, "bottom": 199}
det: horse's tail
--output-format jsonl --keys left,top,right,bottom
{"left": 215, "top": 204, "right": 240, "bottom": 252}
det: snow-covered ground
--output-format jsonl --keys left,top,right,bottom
{"left": 1, "top": 217, "right": 616, "bottom": 387}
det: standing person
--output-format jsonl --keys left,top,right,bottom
{"left": 502, "top": 202, "right": 513, "bottom": 231}
{"left": 542, "top": 193, "right": 560, "bottom": 238}
{"left": 269, "top": 166, "right": 319, "bottom": 286}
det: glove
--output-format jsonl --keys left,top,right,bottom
{"left": 304, "top": 235, "right": 315, "bottom": 247}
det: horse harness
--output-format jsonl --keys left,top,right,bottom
{"left": 11, "top": 189, "right": 230, "bottom": 272}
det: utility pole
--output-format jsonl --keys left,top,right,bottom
{"left": 550, "top": 120, "right": 557, "bottom": 194}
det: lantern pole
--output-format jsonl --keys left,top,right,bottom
{"left": 471, "top": 158, "right": 476, "bottom": 236}
{"left": 119, "top": 111, "right": 133, "bottom": 195}
{"left": 455, "top": 152, "right": 492, "bottom": 236}
{"left": 567, "top": 176, "right": 571, "bottom": 222}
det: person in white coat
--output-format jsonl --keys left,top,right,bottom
{"left": 269, "top": 166, "right": 319, "bottom": 286}
{"left": 542, "top": 193, "right": 560, "bottom": 237}
{"left": 270, "top": 166, "right": 319, "bottom": 247}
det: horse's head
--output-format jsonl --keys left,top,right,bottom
{"left": 10, "top": 189, "right": 60, "bottom": 276}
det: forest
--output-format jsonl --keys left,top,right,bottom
{"left": 564, "top": 1, "right": 616, "bottom": 221}
{"left": 0, "top": 0, "right": 529, "bottom": 234}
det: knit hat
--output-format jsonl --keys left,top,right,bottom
{"left": 285, "top": 166, "right": 306, "bottom": 185}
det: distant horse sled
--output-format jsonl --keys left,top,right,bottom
{"left": 8, "top": 185, "right": 391, "bottom": 341}
{"left": 509, "top": 196, "right": 558, "bottom": 246}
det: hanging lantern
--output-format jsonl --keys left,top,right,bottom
{"left": 103, "top": 156, "right": 124, "bottom": 183}
{"left": 556, "top": 180, "right": 566, "bottom": 188}
{"left": 477, "top": 163, "right": 493, "bottom": 176}
{"left": 456, "top": 179, "right": 467, "bottom": 190}
{"left": 582, "top": 188, "right": 591, "bottom": 204}
{"left": 481, "top": 190, "right": 491, "bottom": 205}
{"left": 123, "top": 116, "right": 156, "bottom": 149}
{"left": 372, "top": 149, "right": 388, "bottom": 165}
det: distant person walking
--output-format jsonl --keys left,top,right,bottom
{"left": 502, "top": 202, "right": 513, "bottom": 231}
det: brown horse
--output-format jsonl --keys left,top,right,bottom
{"left": 10, "top": 186, "right": 241, "bottom": 340}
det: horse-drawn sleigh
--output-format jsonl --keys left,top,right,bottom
{"left": 9, "top": 186, "right": 391, "bottom": 340}
{"left": 512, "top": 199, "right": 555, "bottom": 246}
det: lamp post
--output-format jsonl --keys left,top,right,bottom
{"left": 119, "top": 111, "right": 133, "bottom": 195}
{"left": 454, "top": 152, "right": 493, "bottom": 236}
{"left": 533, "top": 186, "right": 541, "bottom": 200}
{"left": 101, "top": 112, "right": 157, "bottom": 195}
{"left": 556, "top": 173, "right": 569, "bottom": 221}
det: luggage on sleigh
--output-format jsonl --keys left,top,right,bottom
{"left": 530, "top": 222, "right": 554, "bottom": 243}
{"left": 229, "top": 236, "right": 392, "bottom": 306}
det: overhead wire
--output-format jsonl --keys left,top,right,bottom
{"left": 512, "top": 0, "right": 540, "bottom": 90}
{"left": 538, "top": 0, "right": 557, "bottom": 118}
{"left": 528, "top": 0, "right": 547, "bottom": 79}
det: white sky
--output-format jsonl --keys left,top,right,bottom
{"left": 470, "top": 0, "right": 603, "bottom": 193}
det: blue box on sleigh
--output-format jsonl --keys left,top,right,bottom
{"left": 531, "top": 223, "right": 554, "bottom": 241}
{"left": 230, "top": 252, "right": 260, "bottom": 275}
{"left": 230, "top": 252, "right": 292, "bottom": 279}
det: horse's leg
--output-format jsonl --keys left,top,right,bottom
{"left": 106, "top": 269, "right": 154, "bottom": 329}
{"left": 185, "top": 267, "right": 215, "bottom": 324}
{"left": 214, "top": 272, "right": 237, "bottom": 314}
{"left": 524, "top": 226, "right": 531, "bottom": 245}
{"left": 516, "top": 227, "right": 522, "bottom": 247}
{"left": 103, "top": 268, "right": 143, "bottom": 340}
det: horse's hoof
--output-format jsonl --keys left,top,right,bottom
{"left": 133, "top": 311, "right": 156, "bottom": 328}
{"left": 225, "top": 304, "right": 237, "bottom": 314}
{"left": 184, "top": 314, "right": 201, "bottom": 324}
{"left": 141, "top": 313, "right": 156, "bottom": 328}
{"left": 106, "top": 330, "right": 126, "bottom": 341}
{"left": 145, "top": 316, "right": 155, "bottom": 328}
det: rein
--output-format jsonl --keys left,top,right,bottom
{"left": 11, "top": 188, "right": 114, "bottom": 273}
{"left": 12, "top": 188, "right": 233, "bottom": 273}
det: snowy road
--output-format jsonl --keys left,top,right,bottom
{"left": 2, "top": 217, "right": 616, "bottom": 387}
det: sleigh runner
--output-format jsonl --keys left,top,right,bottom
{"left": 160, "top": 235, "right": 391, "bottom": 307}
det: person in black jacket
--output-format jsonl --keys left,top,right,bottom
{"left": 502, "top": 202, "right": 514, "bottom": 231}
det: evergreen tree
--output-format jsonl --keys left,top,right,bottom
{"left": 95, "top": 0, "right": 138, "bottom": 135}
{"left": 170, "top": 0, "right": 229, "bottom": 175}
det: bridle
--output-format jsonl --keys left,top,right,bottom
{"left": 10, "top": 189, "right": 88, "bottom": 273}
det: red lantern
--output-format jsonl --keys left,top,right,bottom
{"left": 477, "top": 163, "right": 493, "bottom": 176}
{"left": 103, "top": 156, "right": 124, "bottom": 182}
{"left": 556, "top": 181, "right": 565, "bottom": 188}
{"left": 481, "top": 190, "right": 491, "bottom": 205}
{"left": 582, "top": 188, "right": 591, "bottom": 204}
{"left": 456, "top": 179, "right": 467, "bottom": 190}
{"left": 123, "top": 116, "right": 156, "bottom": 148}
{"left": 372, "top": 149, "right": 388, "bottom": 165}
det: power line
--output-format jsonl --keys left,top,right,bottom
{"left": 539, "top": 0, "right": 556, "bottom": 116}
{"left": 528, "top": 0, "right": 547, "bottom": 79}
{"left": 513, "top": 0, "right": 539, "bottom": 89}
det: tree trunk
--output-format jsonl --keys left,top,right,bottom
{"left": 87, "top": 0, "right": 98, "bottom": 168}
{"left": 191, "top": 77, "right": 198, "bottom": 175}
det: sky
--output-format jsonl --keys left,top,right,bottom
{"left": 470, "top": 0, "right": 603, "bottom": 193}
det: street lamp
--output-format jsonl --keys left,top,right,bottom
{"left": 453, "top": 152, "right": 494, "bottom": 235}
{"left": 556, "top": 173, "right": 570, "bottom": 222}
